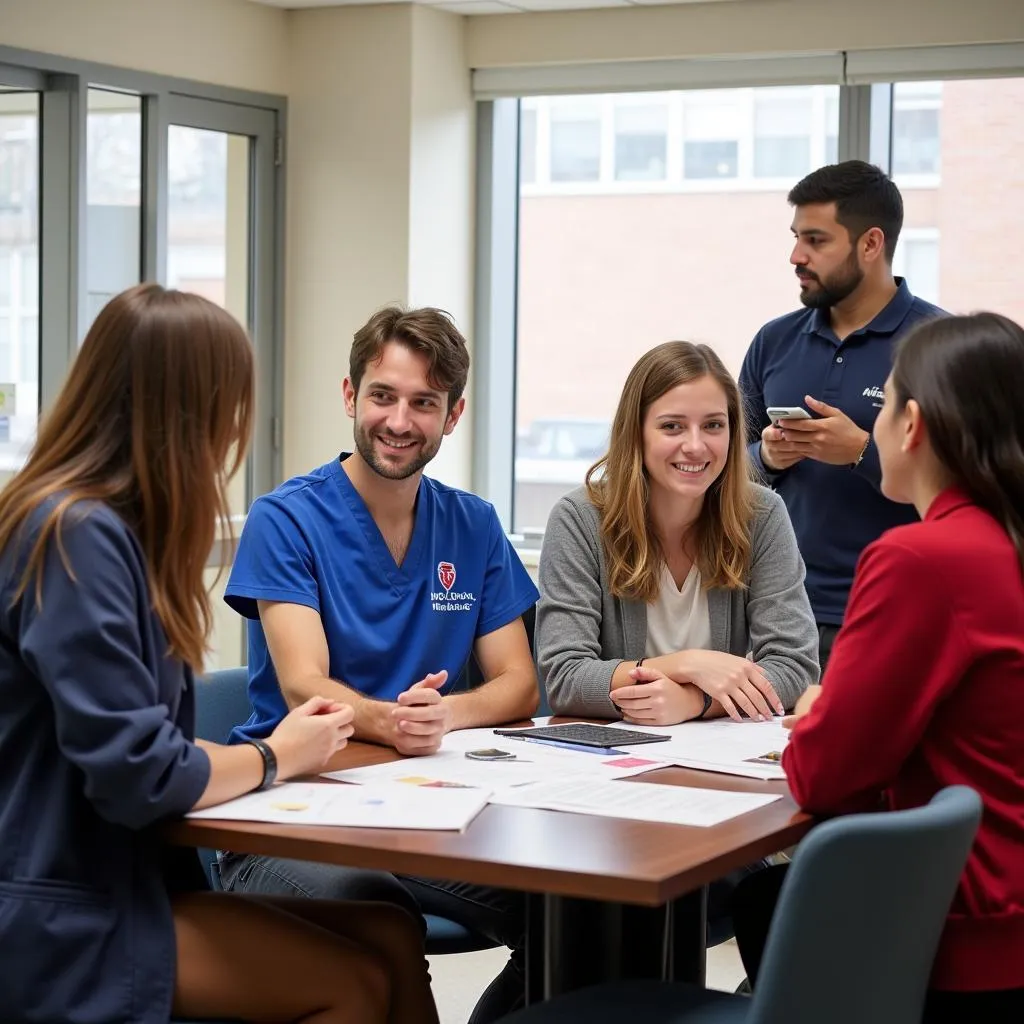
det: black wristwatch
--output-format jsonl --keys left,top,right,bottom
{"left": 246, "top": 737, "right": 278, "bottom": 791}
{"left": 694, "top": 691, "right": 714, "bottom": 721}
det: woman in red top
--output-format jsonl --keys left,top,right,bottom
{"left": 735, "top": 311, "right": 1024, "bottom": 1022}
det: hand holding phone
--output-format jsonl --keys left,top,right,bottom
{"left": 766, "top": 406, "right": 811, "bottom": 424}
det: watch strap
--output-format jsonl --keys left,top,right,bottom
{"left": 246, "top": 737, "right": 278, "bottom": 791}
{"left": 695, "top": 691, "right": 714, "bottom": 721}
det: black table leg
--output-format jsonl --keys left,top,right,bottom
{"left": 542, "top": 895, "right": 627, "bottom": 998}
{"left": 524, "top": 893, "right": 546, "bottom": 1006}
{"left": 538, "top": 887, "right": 709, "bottom": 999}
{"left": 665, "top": 885, "right": 708, "bottom": 985}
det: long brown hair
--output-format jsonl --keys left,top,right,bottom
{"left": 586, "top": 341, "right": 755, "bottom": 601}
{"left": 0, "top": 283, "right": 254, "bottom": 669}
{"left": 892, "top": 311, "right": 1024, "bottom": 571}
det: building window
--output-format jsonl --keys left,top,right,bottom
{"left": 549, "top": 98, "right": 601, "bottom": 183}
{"left": 682, "top": 92, "right": 740, "bottom": 180}
{"left": 892, "top": 81, "right": 941, "bottom": 178}
{"left": 893, "top": 231, "right": 940, "bottom": 306}
{"left": 754, "top": 90, "right": 813, "bottom": 178}
{"left": 519, "top": 104, "right": 537, "bottom": 185}
{"left": 614, "top": 99, "right": 668, "bottom": 182}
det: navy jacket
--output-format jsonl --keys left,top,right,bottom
{"left": 739, "top": 279, "right": 945, "bottom": 625}
{"left": 0, "top": 502, "right": 211, "bottom": 1023}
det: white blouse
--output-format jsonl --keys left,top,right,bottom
{"left": 645, "top": 563, "right": 713, "bottom": 657}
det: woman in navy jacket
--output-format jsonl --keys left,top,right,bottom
{"left": 0, "top": 284, "right": 439, "bottom": 1024}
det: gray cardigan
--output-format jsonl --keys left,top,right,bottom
{"left": 536, "top": 484, "right": 819, "bottom": 719}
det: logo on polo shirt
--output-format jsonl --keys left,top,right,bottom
{"left": 431, "top": 560, "right": 476, "bottom": 613}
{"left": 860, "top": 385, "right": 884, "bottom": 407}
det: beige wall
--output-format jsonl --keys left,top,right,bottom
{"left": 467, "top": 0, "right": 1024, "bottom": 69}
{"left": 283, "top": 5, "right": 475, "bottom": 488}
{"left": 0, "top": 0, "right": 288, "bottom": 94}
{"left": 407, "top": 5, "right": 475, "bottom": 485}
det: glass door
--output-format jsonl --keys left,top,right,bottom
{"left": 0, "top": 84, "right": 40, "bottom": 487}
{"left": 164, "top": 97, "right": 279, "bottom": 669}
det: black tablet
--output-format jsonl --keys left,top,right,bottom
{"left": 493, "top": 723, "right": 670, "bottom": 748}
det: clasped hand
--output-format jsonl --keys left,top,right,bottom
{"left": 674, "top": 649, "right": 783, "bottom": 722}
{"left": 611, "top": 665, "right": 702, "bottom": 726}
{"left": 390, "top": 670, "right": 451, "bottom": 756}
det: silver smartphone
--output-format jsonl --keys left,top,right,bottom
{"left": 766, "top": 406, "right": 811, "bottom": 424}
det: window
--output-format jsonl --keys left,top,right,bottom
{"left": 549, "top": 98, "right": 601, "bottom": 183}
{"left": 825, "top": 95, "right": 838, "bottom": 164}
{"left": 513, "top": 85, "right": 837, "bottom": 534}
{"left": 754, "top": 90, "right": 813, "bottom": 179}
{"left": 492, "top": 72, "right": 1020, "bottom": 537}
{"left": 614, "top": 99, "right": 668, "bottom": 182}
{"left": 86, "top": 90, "right": 142, "bottom": 331}
{"left": 683, "top": 92, "right": 740, "bottom": 180}
{"left": 519, "top": 103, "right": 537, "bottom": 185}
{"left": 0, "top": 89, "right": 39, "bottom": 476}
{"left": 891, "top": 81, "right": 941, "bottom": 179}
{"left": 893, "top": 231, "right": 939, "bottom": 306}
{"left": 889, "top": 77, "right": 1024, "bottom": 324}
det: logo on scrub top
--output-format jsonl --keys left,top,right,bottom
{"left": 431, "top": 560, "right": 476, "bottom": 613}
{"left": 437, "top": 561, "right": 457, "bottom": 592}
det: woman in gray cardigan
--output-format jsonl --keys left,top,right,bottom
{"left": 537, "top": 341, "right": 819, "bottom": 723}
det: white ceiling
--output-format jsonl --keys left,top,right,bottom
{"left": 245, "top": 0, "right": 739, "bottom": 16}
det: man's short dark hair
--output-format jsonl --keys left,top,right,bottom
{"left": 788, "top": 160, "right": 904, "bottom": 263}
{"left": 350, "top": 306, "right": 470, "bottom": 411}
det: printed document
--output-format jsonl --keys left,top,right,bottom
{"left": 326, "top": 730, "right": 673, "bottom": 790}
{"left": 187, "top": 781, "right": 489, "bottom": 831}
{"left": 491, "top": 776, "right": 782, "bottom": 827}
{"left": 609, "top": 718, "right": 791, "bottom": 780}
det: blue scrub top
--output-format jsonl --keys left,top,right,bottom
{"left": 225, "top": 455, "right": 539, "bottom": 742}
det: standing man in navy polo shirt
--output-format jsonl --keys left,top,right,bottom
{"left": 739, "top": 161, "right": 944, "bottom": 669}
{"left": 220, "top": 306, "right": 540, "bottom": 1023}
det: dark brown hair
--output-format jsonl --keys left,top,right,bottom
{"left": 788, "top": 160, "right": 904, "bottom": 262}
{"left": 586, "top": 341, "right": 755, "bottom": 601}
{"left": 0, "top": 283, "right": 255, "bottom": 669}
{"left": 350, "top": 307, "right": 470, "bottom": 410}
{"left": 892, "top": 312, "right": 1024, "bottom": 570}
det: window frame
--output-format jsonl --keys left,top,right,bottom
{"left": 0, "top": 44, "right": 287, "bottom": 499}
{"left": 474, "top": 47, "right": 1024, "bottom": 539}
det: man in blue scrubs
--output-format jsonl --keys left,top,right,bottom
{"left": 739, "top": 161, "right": 944, "bottom": 669}
{"left": 220, "top": 306, "right": 540, "bottom": 1023}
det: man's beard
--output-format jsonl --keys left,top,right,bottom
{"left": 353, "top": 422, "right": 440, "bottom": 480}
{"left": 798, "top": 249, "right": 864, "bottom": 309}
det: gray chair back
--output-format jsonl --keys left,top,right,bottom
{"left": 750, "top": 786, "right": 982, "bottom": 1024}
{"left": 195, "top": 667, "right": 252, "bottom": 745}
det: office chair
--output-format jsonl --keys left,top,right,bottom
{"left": 192, "top": 666, "right": 500, "bottom": 955}
{"left": 496, "top": 785, "right": 982, "bottom": 1024}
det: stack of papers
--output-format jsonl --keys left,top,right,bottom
{"left": 609, "top": 718, "right": 791, "bottom": 780}
{"left": 186, "top": 781, "right": 489, "bottom": 831}
{"left": 325, "top": 727, "right": 673, "bottom": 791}
{"left": 491, "top": 776, "right": 782, "bottom": 827}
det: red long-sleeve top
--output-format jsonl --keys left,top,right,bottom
{"left": 784, "top": 488, "right": 1024, "bottom": 992}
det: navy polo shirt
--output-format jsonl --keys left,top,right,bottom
{"left": 738, "top": 279, "right": 945, "bottom": 626}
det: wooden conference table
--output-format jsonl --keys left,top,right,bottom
{"left": 166, "top": 726, "right": 814, "bottom": 1000}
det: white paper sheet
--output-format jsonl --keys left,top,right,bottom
{"left": 186, "top": 781, "right": 489, "bottom": 831}
{"left": 324, "top": 728, "right": 674, "bottom": 791}
{"left": 490, "top": 776, "right": 782, "bottom": 827}
{"left": 608, "top": 718, "right": 790, "bottom": 780}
